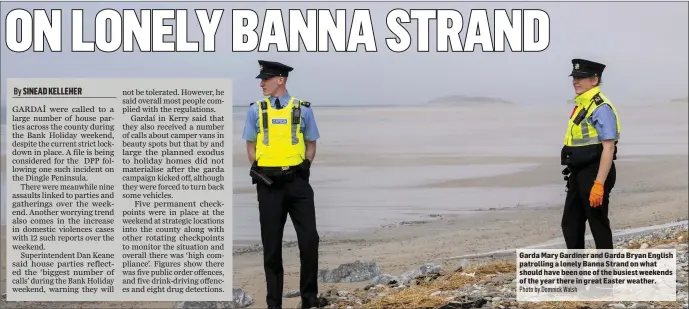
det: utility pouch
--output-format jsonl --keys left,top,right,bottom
{"left": 562, "top": 145, "right": 600, "bottom": 169}
{"left": 250, "top": 168, "right": 274, "bottom": 186}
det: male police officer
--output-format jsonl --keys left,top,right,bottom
{"left": 561, "top": 58, "right": 621, "bottom": 250}
{"left": 242, "top": 60, "right": 325, "bottom": 309}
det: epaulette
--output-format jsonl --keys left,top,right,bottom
{"left": 249, "top": 102, "right": 255, "bottom": 106}
{"left": 299, "top": 100, "right": 311, "bottom": 108}
{"left": 591, "top": 93, "right": 604, "bottom": 106}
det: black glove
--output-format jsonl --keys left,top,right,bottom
{"left": 300, "top": 159, "right": 311, "bottom": 170}
{"left": 299, "top": 159, "right": 311, "bottom": 181}
{"left": 250, "top": 161, "right": 258, "bottom": 184}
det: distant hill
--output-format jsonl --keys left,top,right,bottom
{"left": 668, "top": 97, "right": 688, "bottom": 104}
{"left": 427, "top": 95, "right": 514, "bottom": 106}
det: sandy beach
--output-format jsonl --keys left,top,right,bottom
{"left": 229, "top": 156, "right": 688, "bottom": 308}
{"left": 1, "top": 102, "right": 687, "bottom": 308}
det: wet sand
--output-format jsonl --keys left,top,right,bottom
{"left": 1, "top": 103, "right": 687, "bottom": 308}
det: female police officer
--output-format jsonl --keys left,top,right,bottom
{"left": 560, "top": 58, "right": 621, "bottom": 250}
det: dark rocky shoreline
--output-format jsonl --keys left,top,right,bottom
{"left": 184, "top": 225, "right": 689, "bottom": 309}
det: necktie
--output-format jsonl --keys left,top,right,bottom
{"left": 274, "top": 98, "right": 281, "bottom": 110}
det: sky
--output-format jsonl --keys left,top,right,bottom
{"left": 1, "top": 1, "right": 688, "bottom": 124}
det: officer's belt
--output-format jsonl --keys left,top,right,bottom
{"left": 258, "top": 165, "right": 302, "bottom": 179}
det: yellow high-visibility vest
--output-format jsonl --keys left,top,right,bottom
{"left": 563, "top": 86, "right": 621, "bottom": 147}
{"left": 255, "top": 96, "right": 306, "bottom": 167}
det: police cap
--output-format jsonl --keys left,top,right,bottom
{"left": 570, "top": 58, "right": 605, "bottom": 78}
{"left": 256, "top": 60, "right": 293, "bottom": 80}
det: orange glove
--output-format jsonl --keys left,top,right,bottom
{"left": 589, "top": 180, "right": 604, "bottom": 207}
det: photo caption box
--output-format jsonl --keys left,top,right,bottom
{"left": 516, "top": 248, "right": 677, "bottom": 302}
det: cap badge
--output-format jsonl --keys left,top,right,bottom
{"left": 574, "top": 63, "right": 580, "bottom": 70}
{"left": 259, "top": 65, "right": 263, "bottom": 71}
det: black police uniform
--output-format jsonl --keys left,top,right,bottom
{"left": 560, "top": 59, "right": 617, "bottom": 250}
{"left": 250, "top": 60, "right": 326, "bottom": 309}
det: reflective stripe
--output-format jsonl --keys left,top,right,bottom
{"left": 581, "top": 121, "right": 589, "bottom": 139}
{"left": 571, "top": 132, "right": 620, "bottom": 146}
{"left": 291, "top": 117, "right": 298, "bottom": 144}
{"left": 571, "top": 136, "right": 598, "bottom": 146}
{"left": 291, "top": 103, "right": 301, "bottom": 145}
{"left": 259, "top": 100, "right": 269, "bottom": 146}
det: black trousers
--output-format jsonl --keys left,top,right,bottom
{"left": 561, "top": 162, "right": 616, "bottom": 249}
{"left": 257, "top": 173, "right": 320, "bottom": 307}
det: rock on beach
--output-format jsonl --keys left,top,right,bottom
{"left": 318, "top": 260, "right": 382, "bottom": 283}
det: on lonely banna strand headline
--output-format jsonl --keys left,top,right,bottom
{"left": 5, "top": 8, "right": 550, "bottom": 53}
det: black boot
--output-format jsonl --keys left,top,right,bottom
{"left": 301, "top": 296, "right": 328, "bottom": 309}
